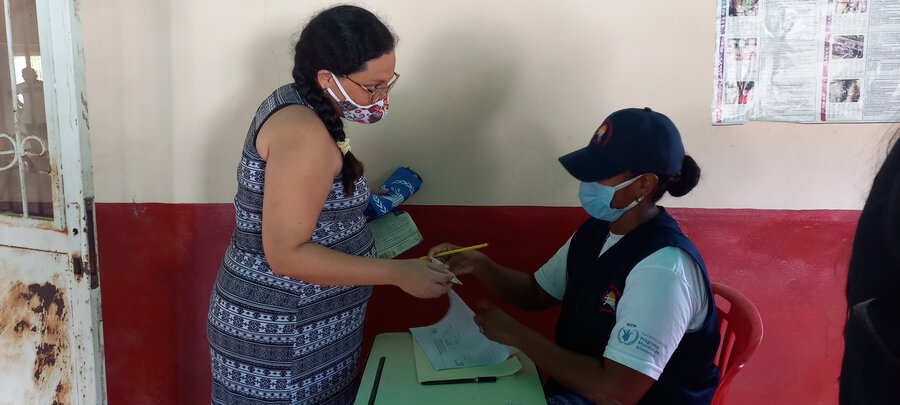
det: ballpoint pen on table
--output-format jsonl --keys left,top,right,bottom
{"left": 422, "top": 376, "right": 498, "bottom": 385}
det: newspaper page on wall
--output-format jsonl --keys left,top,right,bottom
{"left": 712, "top": 0, "right": 900, "bottom": 124}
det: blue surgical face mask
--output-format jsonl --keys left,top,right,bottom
{"left": 578, "top": 176, "right": 643, "bottom": 222}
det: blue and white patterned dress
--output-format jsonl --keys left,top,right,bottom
{"left": 208, "top": 84, "right": 376, "bottom": 405}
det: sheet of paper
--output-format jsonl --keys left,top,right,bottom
{"left": 412, "top": 338, "right": 522, "bottom": 383}
{"left": 410, "top": 290, "right": 513, "bottom": 370}
{"left": 368, "top": 211, "right": 423, "bottom": 259}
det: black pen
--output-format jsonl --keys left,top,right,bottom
{"left": 422, "top": 376, "right": 497, "bottom": 385}
{"left": 368, "top": 356, "right": 386, "bottom": 405}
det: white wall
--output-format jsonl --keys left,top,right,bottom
{"left": 80, "top": 0, "right": 897, "bottom": 209}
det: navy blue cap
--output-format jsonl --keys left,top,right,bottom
{"left": 558, "top": 107, "right": 685, "bottom": 182}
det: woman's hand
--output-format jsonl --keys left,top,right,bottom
{"left": 427, "top": 243, "right": 491, "bottom": 277}
{"left": 370, "top": 185, "right": 389, "bottom": 196}
{"left": 393, "top": 259, "right": 454, "bottom": 299}
{"left": 473, "top": 301, "right": 528, "bottom": 347}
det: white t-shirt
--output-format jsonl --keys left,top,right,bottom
{"left": 534, "top": 233, "right": 710, "bottom": 380}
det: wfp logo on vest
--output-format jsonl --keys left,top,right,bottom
{"left": 617, "top": 324, "right": 640, "bottom": 346}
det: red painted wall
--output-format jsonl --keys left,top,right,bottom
{"left": 95, "top": 203, "right": 857, "bottom": 405}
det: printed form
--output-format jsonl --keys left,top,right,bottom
{"left": 410, "top": 291, "right": 514, "bottom": 370}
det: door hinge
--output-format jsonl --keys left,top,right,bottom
{"left": 72, "top": 255, "right": 84, "bottom": 276}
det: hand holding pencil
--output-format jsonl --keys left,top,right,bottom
{"left": 426, "top": 243, "right": 490, "bottom": 278}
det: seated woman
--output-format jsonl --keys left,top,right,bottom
{"left": 430, "top": 108, "right": 720, "bottom": 405}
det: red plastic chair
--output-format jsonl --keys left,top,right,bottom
{"left": 711, "top": 282, "right": 764, "bottom": 405}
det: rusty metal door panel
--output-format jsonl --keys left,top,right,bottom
{"left": 0, "top": 246, "right": 74, "bottom": 404}
{"left": 0, "top": 0, "right": 105, "bottom": 402}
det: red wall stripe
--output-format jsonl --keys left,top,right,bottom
{"left": 95, "top": 203, "right": 858, "bottom": 405}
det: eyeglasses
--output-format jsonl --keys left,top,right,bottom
{"left": 343, "top": 72, "right": 399, "bottom": 104}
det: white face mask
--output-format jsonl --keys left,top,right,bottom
{"left": 326, "top": 73, "right": 389, "bottom": 124}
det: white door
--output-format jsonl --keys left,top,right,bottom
{"left": 0, "top": 0, "right": 105, "bottom": 403}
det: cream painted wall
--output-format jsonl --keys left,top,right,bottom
{"left": 80, "top": 0, "right": 897, "bottom": 209}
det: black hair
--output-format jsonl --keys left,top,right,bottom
{"left": 649, "top": 155, "right": 701, "bottom": 202}
{"left": 869, "top": 129, "right": 900, "bottom": 203}
{"left": 291, "top": 5, "right": 396, "bottom": 194}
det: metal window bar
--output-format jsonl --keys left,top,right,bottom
{"left": 3, "top": 0, "right": 28, "bottom": 218}
{"left": 33, "top": 0, "right": 63, "bottom": 224}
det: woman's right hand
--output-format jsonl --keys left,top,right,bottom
{"left": 427, "top": 243, "right": 490, "bottom": 277}
{"left": 393, "top": 259, "right": 454, "bottom": 299}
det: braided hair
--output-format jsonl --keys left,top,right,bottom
{"left": 291, "top": 5, "right": 396, "bottom": 194}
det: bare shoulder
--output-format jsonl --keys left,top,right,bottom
{"left": 256, "top": 105, "right": 341, "bottom": 172}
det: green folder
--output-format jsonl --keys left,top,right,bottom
{"left": 354, "top": 333, "right": 547, "bottom": 405}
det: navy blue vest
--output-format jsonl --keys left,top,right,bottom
{"left": 546, "top": 208, "right": 720, "bottom": 404}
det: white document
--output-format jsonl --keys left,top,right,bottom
{"left": 410, "top": 291, "right": 513, "bottom": 370}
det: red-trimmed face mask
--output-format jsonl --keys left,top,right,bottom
{"left": 326, "top": 73, "right": 389, "bottom": 124}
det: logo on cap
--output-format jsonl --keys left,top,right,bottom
{"left": 591, "top": 122, "right": 613, "bottom": 147}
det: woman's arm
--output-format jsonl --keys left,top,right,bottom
{"left": 475, "top": 303, "right": 654, "bottom": 405}
{"left": 258, "top": 106, "right": 452, "bottom": 298}
{"left": 428, "top": 243, "right": 558, "bottom": 310}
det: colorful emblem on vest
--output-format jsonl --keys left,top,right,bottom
{"left": 600, "top": 285, "right": 620, "bottom": 314}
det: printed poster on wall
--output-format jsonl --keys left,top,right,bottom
{"left": 712, "top": 0, "right": 900, "bottom": 124}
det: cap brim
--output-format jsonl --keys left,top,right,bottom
{"left": 558, "top": 147, "right": 624, "bottom": 182}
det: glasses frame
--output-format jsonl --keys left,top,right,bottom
{"left": 343, "top": 72, "right": 399, "bottom": 103}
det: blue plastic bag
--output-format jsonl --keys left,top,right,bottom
{"left": 365, "top": 167, "right": 423, "bottom": 219}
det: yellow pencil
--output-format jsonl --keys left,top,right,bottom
{"left": 421, "top": 243, "right": 489, "bottom": 259}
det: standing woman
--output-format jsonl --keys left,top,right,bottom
{"left": 207, "top": 6, "right": 452, "bottom": 404}
{"left": 839, "top": 135, "right": 900, "bottom": 404}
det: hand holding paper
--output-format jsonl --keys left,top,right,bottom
{"left": 473, "top": 301, "right": 527, "bottom": 347}
{"left": 410, "top": 291, "right": 515, "bottom": 370}
{"left": 430, "top": 257, "right": 462, "bottom": 285}
{"left": 391, "top": 259, "right": 454, "bottom": 299}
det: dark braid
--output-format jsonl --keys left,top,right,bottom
{"left": 292, "top": 73, "right": 364, "bottom": 194}
{"left": 291, "top": 5, "right": 396, "bottom": 194}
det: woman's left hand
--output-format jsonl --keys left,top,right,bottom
{"left": 473, "top": 301, "right": 526, "bottom": 347}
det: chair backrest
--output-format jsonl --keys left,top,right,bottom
{"left": 711, "top": 282, "right": 764, "bottom": 405}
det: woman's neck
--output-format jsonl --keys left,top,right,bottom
{"left": 610, "top": 202, "right": 659, "bottom": 235}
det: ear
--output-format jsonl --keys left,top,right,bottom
{"left": 316, "top": 69, "right": 335, "bottom": 91}
{"left": 635, "top": 173, "right": 658, "bottom": 199}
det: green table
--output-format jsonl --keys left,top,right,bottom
{"left": 355, "top": 332, "right": 548, "bottom": 405}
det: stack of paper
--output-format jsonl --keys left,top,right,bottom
{"left": 412, "top": 338, "right": 523, "bottom": 384}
